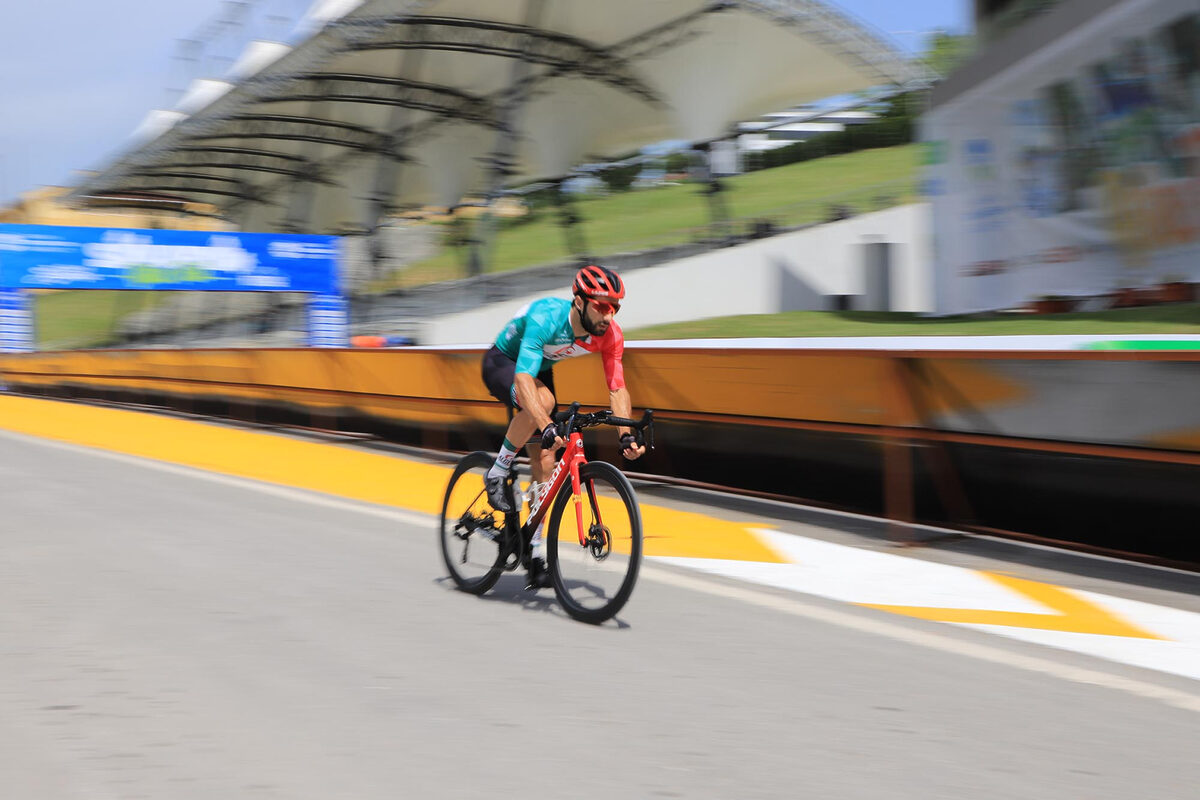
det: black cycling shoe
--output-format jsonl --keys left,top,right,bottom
{"left": 525, "top": 557, "right": 552, "bottom": 591}
{"left": 485, "top": 473, "right": 513, "bottom": 513}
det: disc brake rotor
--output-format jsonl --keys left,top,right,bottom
{"left": 587, "top": 524, "right": 611, "bottom": 560}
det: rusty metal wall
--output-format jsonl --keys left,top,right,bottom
{"left": 5, "top": 347, "right": 1197, "bottom": 450}
{"left": 3, "top": 346, "right": 1198, "bottom": 566}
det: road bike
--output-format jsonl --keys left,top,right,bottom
{"left": 439, "top": 403, "right": 654, "bottom": 624}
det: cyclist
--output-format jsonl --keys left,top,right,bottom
{"left": 480, "top": 265, "right": 646, "bottom": 588}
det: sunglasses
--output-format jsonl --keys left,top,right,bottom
{"left": 590, "top": 300, "right": 621, "bottom": 315}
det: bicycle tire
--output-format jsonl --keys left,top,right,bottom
{"left": 545, "top": 461, "right": 642, "bottom": 624}
{"left": 439, "top": 451, "right": 509, "bottom": 595}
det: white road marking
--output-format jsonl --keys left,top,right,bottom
{"left": 638, "top": 564, "right": 1200, "bottom": 714}
{"left": 651, "top": 528, "right": 1200, "bottom": 683}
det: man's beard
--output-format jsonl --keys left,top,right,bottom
{"left": 581, "top": 304, "right": 606, "bottom": 336}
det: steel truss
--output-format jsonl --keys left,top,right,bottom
{"left": 504, "top": 2, "right": 733, "bottom": 111}
{"left": 92, "top": 180, "right": 273, "bottom": 204}
{"left": 184, "top": 114, "right": 407, "bottom": 159}
{"left": 256, "top": 73, "right": 504, "bottom": 130}
{"left": 151, "top": 147, "right": 336, "bottom": 184}
{"left": 76, "top": 194, "right": 220, "bottom": 218}
{"left": 340, "top": 15, "right": 662, "bottom": 105}
{"left": 127, "top": 171, "right": 255, "bottom": 187}
{"left": 738, "top": 0, "right": 933, "bottom": 89}
{"left": 613, "top": 1, "right": 736, "bottom": 62}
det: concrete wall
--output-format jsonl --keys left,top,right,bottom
{"left": 421, "top": 203, "right": 932, "bottom": 345}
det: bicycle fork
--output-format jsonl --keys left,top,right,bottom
{"left": 569, "top": 461, "right": 586, "bottom": 546}
{"left": 568, "top": 460, "right": 606, "bottom": 548}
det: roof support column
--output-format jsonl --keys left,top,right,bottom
{"left": 351, "top": 50, "right": 425, "bottom": 327}
{"left": 364, "top": 49, "right": 425, "bottom": 249}
{"left": 281, "top": 97, "right": 326, "bottom": 233}
{"left": 467, "top": 0, "right": 546, "bottom": 278}
{"left": 553, "top": 180, "right": 591, "bottom": 266}
{"left": 693, "top": 142, "right": 731, "bottom": 244}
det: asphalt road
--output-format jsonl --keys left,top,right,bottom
{"left": 2, "top": 431, "right": 1198, "bottom": 799}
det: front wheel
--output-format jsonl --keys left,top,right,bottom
{"left": 546, "top": 461, "right": 642, "bottom": 624}
{"left": 440, "top": 451, "right": 509, "bottom": 595}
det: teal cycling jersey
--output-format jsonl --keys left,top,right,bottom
{"left": 494, "top": 297, "right": 625, "bottom": 391}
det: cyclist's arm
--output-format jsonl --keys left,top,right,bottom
{"left": 603, "top": 329, "right": 644, "bottom": 458}
{"left": 601, "top": 325, "right": 628, "bottom": 430}
{"left": 609, "top": 386, "right": 645, "bottom": 459}
{"left": 609, "top": 386, "right": 634, "bottom": 437}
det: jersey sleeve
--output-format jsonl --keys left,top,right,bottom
{"left": 601, "top": 324, "right": 626, "bottom": 391}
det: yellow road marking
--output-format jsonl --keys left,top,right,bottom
{"left": 860, "top": 571, "right": 1164, "bottom": 640}
{"left": 642, "top": 506, "right": 784, "bottom": 561}
{"left": 0, "top": 395, "right": 783, "bottom": 563}
{"left": 0, "top": 394, "right": 451, "bottom": 514}
{"left": 2, "top": 395, "right": 1177, "bottom": 642}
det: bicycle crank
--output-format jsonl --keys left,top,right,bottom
{"left": 456, "top": 511, "right": 499, "bottom": 541}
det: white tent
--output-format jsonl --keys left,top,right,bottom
{"left": 70, "top": 0, "right": 928, "bottom": 233}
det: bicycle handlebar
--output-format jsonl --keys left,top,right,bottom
{"left": 552, "top": 402, "right": 655, "bottom": 450}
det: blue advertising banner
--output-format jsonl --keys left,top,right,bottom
{"left": 0, "top": 288, "right": 34, "bottom": 353}
{"left": 307, "top": 294, "right": 350, "bottom": 348}
{"left": 0, "top": 224, "right": 340, "bottom": 294}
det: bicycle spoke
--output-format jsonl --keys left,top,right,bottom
{"left": 440, "top": 452, "right": 509, "bottom": 594}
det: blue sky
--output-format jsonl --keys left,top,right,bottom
{"left": 0, "top": 1, "right": 969, "bottom": 205}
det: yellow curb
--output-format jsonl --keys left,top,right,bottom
{"left": 0, "top": 394, "right": 785, "bottom": 563}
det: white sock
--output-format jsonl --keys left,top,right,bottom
{"left": 530, "top": 522, "right": 545, "bottom": 559}
{"left": 488, "top": 440, "right": 518, "bottom": 479}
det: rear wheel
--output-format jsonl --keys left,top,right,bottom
{"left": 440, "top": 451, "right": 509, "bottom": 595}
{"left": 546, "top": 461, "right": 642, "bottom": 624}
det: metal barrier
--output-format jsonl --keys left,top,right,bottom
{"left": 3, "top": 346, "right": 1199, "bottom": 567}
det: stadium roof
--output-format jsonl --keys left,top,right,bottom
{"left": 69, "top": 0, "right": 930, "bottom": 234}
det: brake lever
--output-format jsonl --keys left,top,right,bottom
{"left": 643, "top": 409, "right": 655, "bottom": 451}
{"left": 556, "top": 401, "right": 581, "bottom": 438}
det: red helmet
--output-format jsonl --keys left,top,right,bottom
{"left": 573, "top": 265, "right": 625, "bottom": 301}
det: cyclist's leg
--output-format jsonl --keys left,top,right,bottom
{"left": 480, "top": 347, "right": 526, "bottom": 511}
{"left": 523, "top": 366, "right": 558, "bottom": 484}
{"left": 481, "top": 346, "right": 557, "bottom": 476}
{"left": 520, "top": 379, "right": 557, "bottom": 590}
{"left": 482, "top": 346, "right": 532, "bottom": 466}
{"left": 515, "top": 381, "right": 556, "bottom": 483}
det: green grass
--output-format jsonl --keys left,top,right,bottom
{"left": 34, "top": 290, "right": 166, "bottom": 350}
{"left": 626, "top": 305, "right": 1200, "bottom": 340}
{"left": 384, "top": 144, "right": 920, "bottom": 289}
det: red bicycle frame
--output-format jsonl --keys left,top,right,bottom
{"left": 523, "top": 431, "right": 601, "bottom": 546}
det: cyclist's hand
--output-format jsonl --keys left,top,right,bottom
{"left": 540, "top": 423, "right": 563, "bottom": 450}
{"left": 619, "top": 432, "right": 645, "bottom": 461}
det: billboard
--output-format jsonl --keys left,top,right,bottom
{"left": 923, "top": 0, "right": 1200, "bottom": 314}
{"left": 0, "top": 224, "right": 339, "bottom": 294}
{"left": 0, "top": 225, "right": 345, "bottom": 352}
